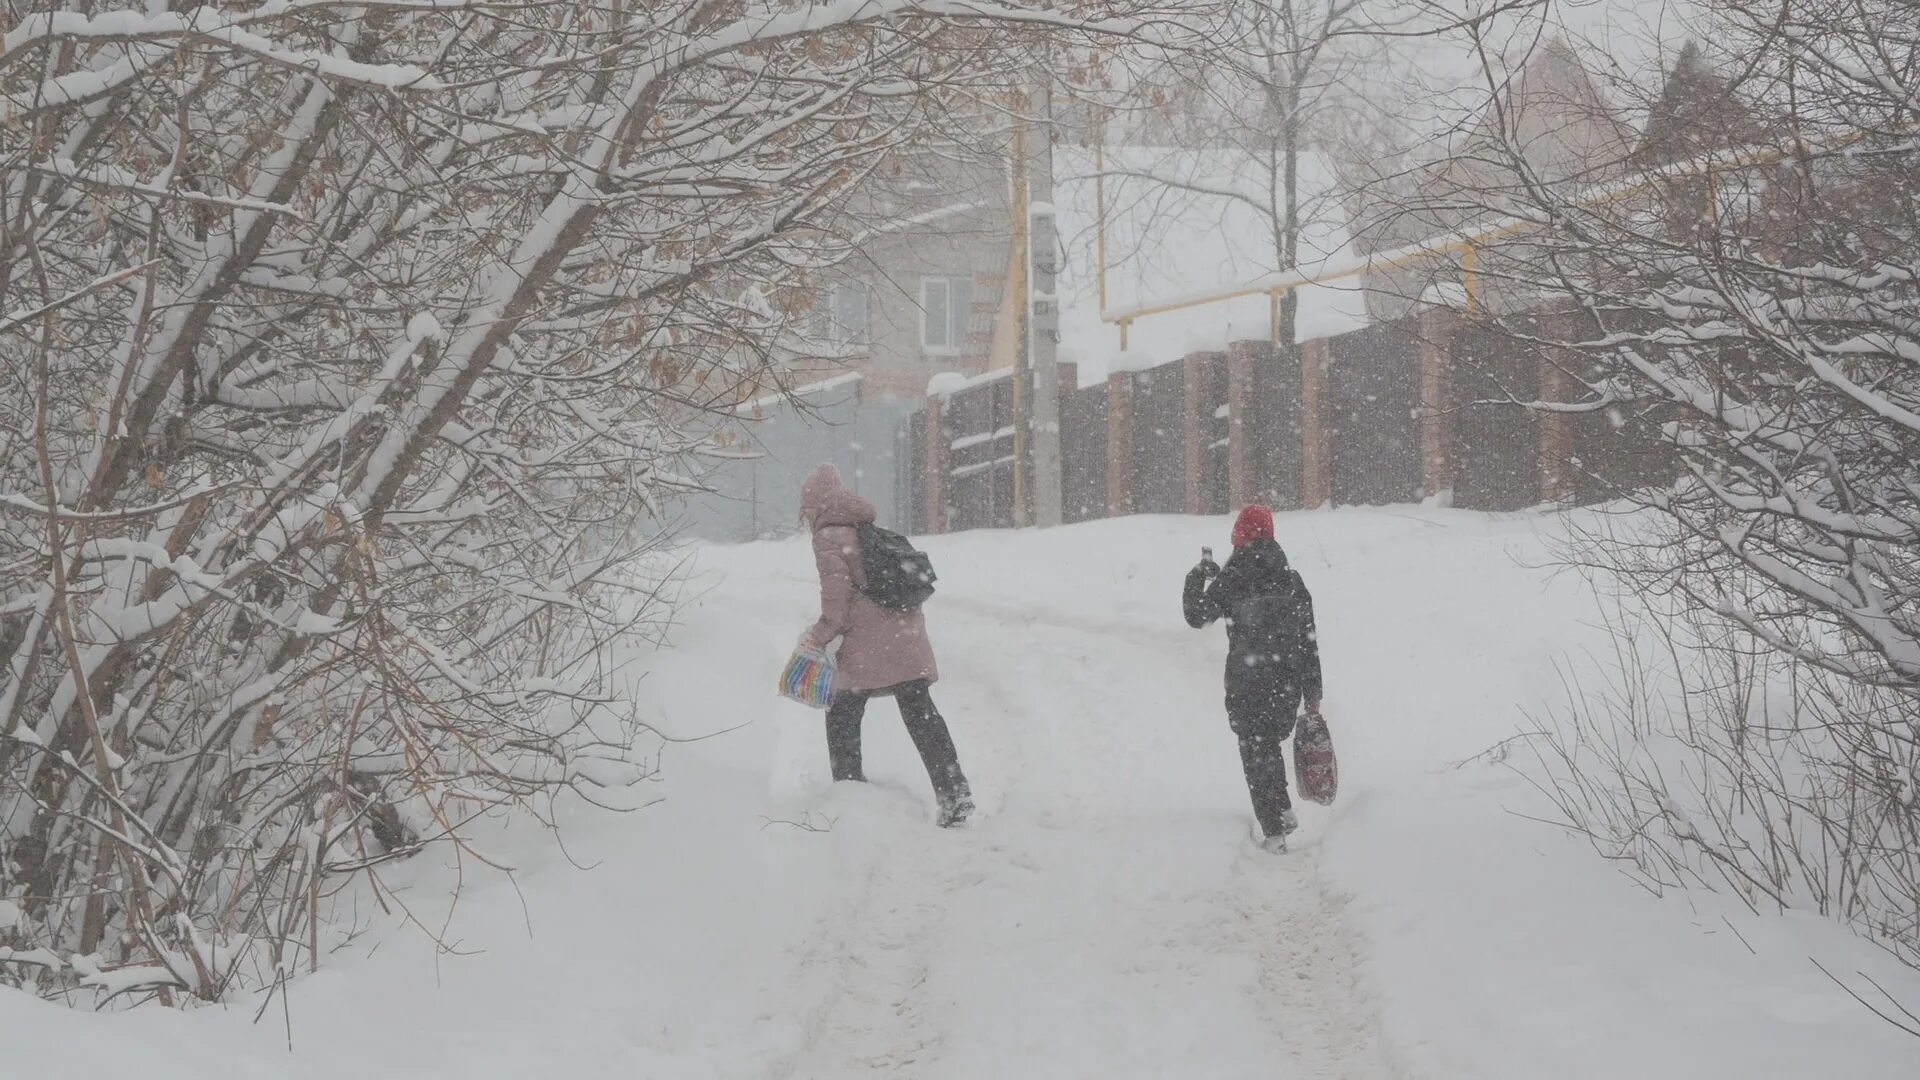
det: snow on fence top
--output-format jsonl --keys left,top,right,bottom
{"left": 1107, "top": 347, "right": 1163, "bottom": 376}
{"left": 926, "top": 367, "right": 1012, "bottom": 400}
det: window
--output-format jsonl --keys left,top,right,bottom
{"left": 815, "top": 283, "right": 868, "bottom": 346}
{"left": 919, "top": 275, "right": 974, "bottom": 354}
{"left": 1712, "top": 172, "right": 1764, "bottom": 227}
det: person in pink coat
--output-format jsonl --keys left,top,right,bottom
{"left": 800, "top": 464, "right": 973, "bottom": 826}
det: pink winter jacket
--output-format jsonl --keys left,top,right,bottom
{"left": 800, "top": 465, "right": 939, "bottom": 693}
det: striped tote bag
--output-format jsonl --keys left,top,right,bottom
{"left": 778, "top": 644, "right": 837, "bottom": 710}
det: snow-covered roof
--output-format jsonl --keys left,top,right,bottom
{"left": 1045, "top": 3, "right": 1701, "bottom": 390}
{"left": 1052, "top": 144, "right": 1369, "bottom": 387}
{"left": 734, "top": 371, "right": 862, "bottom": 415}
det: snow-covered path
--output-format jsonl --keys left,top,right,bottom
{"left": 11, "top": 509, "right": 1920, "bottom": 1079}
{"left": 754, "top": 574, "right": 1394, "bottom": 1079}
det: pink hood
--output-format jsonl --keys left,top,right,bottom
{"left": 801, "top": 463, "right": 875, "bottom": 530}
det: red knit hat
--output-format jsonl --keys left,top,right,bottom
{"left": 1231, "top": 504, "right": 1276, "bottom": 548}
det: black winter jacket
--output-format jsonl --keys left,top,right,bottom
{"left": 1183, "top": 538, "right": 1324, "bottom": 704}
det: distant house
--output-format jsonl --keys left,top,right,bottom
{"left": 775, "top": 37, "right": 1779, "bottom": 401}
{"left": 1628, "top": 40, "right": 1905, "bottom": 263}
{"left": 1633, "top": 41, "right": 1765, "bottom": 171}
{"left": 1346, "top": 36, "right": 1637, "bottom": 323}
{"left": 675, "top": 154, "right": 1016, "bottom": 539}
{"left": 807, "top": 154, "right": 1015, "bottom": 403}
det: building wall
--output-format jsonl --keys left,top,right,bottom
{"left": 673, "top": 155, "right": 1015, "bottom": 540}
{"left": 675, "top": 378, "right": 919, "bottom": 542}
{"left": 852, "top": 157, "right": 1013, "bottom": 402}
{"left": 1348, "top": 38, "right": 1634, "bottom": 325}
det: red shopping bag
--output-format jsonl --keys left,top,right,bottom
{"left": 1293, "top": 709, "right": 1338, "bottom": 805}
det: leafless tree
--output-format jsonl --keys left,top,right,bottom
{"left": 1066, "top": 0, "right": 1394, "bottom": 343}
{"left": 0, "top": 0, "right": 1210, "bottom": 1004}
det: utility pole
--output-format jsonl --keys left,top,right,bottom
{"left": 1010, "top": 106, "right": 1030, "bottom": 528}
{"left": 1027, "top": 75, "right": 1064, "bottom": 528}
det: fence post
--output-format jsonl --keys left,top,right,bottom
{"left": 1183, "top": 352, "right": 1205, "bottom": 514}
{"left": 1418, "top": 306, "right": 1458, "bottom": 502}
{"left": 1300, "top": 337, "right": 1331, "bottom": 508}
{"left": 1106, "top": 369, "right": 1133, "bottom": 516}
{"left": 1537, "top": 309, "right": 1579, "bottom": 504}
{"left": 924, "top": 393, "right": 947, "bottom": 534}
{"left": 1226, "top": 341, "right": 1256, "bottom": 508}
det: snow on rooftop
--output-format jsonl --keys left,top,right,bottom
{"left": 1046, "top": 3, "right": 1701, "bottom": 393}
{"left": 736, "top": 370, "right": 862, "bottom": 414}
{"left": 1053, "top": 144, "right": 1370, "bottom": 387}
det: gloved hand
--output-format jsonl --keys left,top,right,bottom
{"left": 1196, "top": 555, "right": 1220, "bottom": 578}
{"left": 1304, "top": 700, "right": 1322, "bottom": 716}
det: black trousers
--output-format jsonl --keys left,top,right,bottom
{"left": 1227, "top": 682, "right": 1299, "bottom": 838}
{"left": 825, "top": 680, "right": 970, "bottom": 801}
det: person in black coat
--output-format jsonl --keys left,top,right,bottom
{"left": 1183, "top": 504, "right": 1324, "bottom": 848}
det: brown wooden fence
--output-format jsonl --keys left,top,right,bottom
{"left": 897, "top": 308, "right": 1676, "bottom": 534}
{"left": 1325, "top": 323, "right": 1423, "bottom": 507}
{"left": 1245, "top": 342, "right": 1301, "bottom": 512}
{"left": 1060, "top": 378, "right": 1108, "bottom": 523}
{"left": 1453, "top": 317, "right": 1542, "bottom": 511}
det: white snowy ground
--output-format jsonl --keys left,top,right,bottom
{"left": 7, "top": 508, "right": 1919, "bottom": 1078}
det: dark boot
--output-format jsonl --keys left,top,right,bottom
{"left": 935, "top": 793, "right": 976, "bottom": 829}
{"left": 825, "top": 690, "right": 870, "bottom": 782}
{"left": 896, "top": 682, "right": 973, "bottom": 825}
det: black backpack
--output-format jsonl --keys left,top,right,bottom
{"left": 1227, "top": 570, "right": 1311, "bottom": 670}
{"left": 854, "top": 523, "right": 937, "bottom": 610}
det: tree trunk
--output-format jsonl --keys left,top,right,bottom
{"left": 1278, "top": 68, "right": 1302, "bottom": 347}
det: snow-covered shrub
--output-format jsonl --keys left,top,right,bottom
{"left": 1382, "top": 0, "right": 1920, "bottom": 983}
{"left": 1528, "top": 574, "right": 1920, "bottom": 968}
{"left": 1419, "top": 0, "right": 1920, "bottom": 976}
